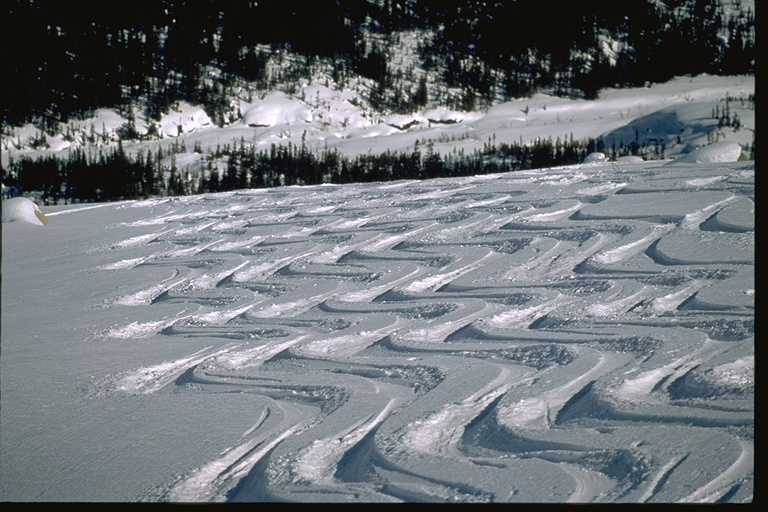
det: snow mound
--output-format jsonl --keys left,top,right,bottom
{"left": 300, "top": 83, "right": 372, "bottom": 129}
{"left": 675, "top": 142, "right": 742, "bottom": 164}
{"left": 423, "top": 107, "right": 483, "bottom": 124}
{"left": 709, "top": 356, "right": 753, "bottom": 389}
{"left": 244, "top": 92, "right": 313, "bottom": 127}
{"left": 616, "top": 155, "right": 644, "bottom": 163}
{"left": 583, "top": 152, "right": 608, "bottom": 163}
{"left": 45, "top": 134, "right": 71, "bottom": 152}
{"left": 2, "top": 197, "right": 48, "bottom": 226}
{"left": 69, "top": 108, "right": 130, "bottom": 141}
{"left": 158, "top": 102, "right": 213, "bottom": 137}
{"left": 381, "top": 107, "right": 481, "bottom": 131}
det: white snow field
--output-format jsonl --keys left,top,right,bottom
{"left": 1, "top": 157, "right": 753, "bottom": 502}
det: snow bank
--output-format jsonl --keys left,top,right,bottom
{"left": 423, "top": 107, "right": 483, "bottom": 124}
{"left": 243, "top": 92, "right": 313, "bottom": 127}
{"left": 376, "top": 106, "right": 480, "bottom": 134}
{"left": 616, "top": 155, "right": 644, "bottom": 163}
{"left": 383, "top": 113, "right": 424, "bottom": 130}
{"left": 1, "top": 197, "right": 48, "bottom": 226}
{"left": 674, "top": 142, "right": 742, "bottom": 164}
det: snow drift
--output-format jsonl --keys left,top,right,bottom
{"left": 674, "top": 142, "right": 742, "bottom": 164}
{"left": 1, "top": 157, "right": 753, "bottom": 503}
{"left": 584, "top": 152, "right": 608, "bottom": 163}
{"left": 1, "top": 197, "right": 48, "bottom": 226}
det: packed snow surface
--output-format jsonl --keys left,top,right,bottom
{"left": 1, "top": 159, "right": 754, "bottom": 502}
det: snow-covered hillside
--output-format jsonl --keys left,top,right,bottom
{"left": 3, "top": 74, "right": 754, "bottom": 180}
{"left": 1, "top": 158, "right": 753, "bottom": 502}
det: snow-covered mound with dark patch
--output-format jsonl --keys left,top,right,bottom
{"left": 1, "top": 158, "right": 753, "bottom": 502}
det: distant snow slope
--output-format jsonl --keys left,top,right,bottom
{"left": 3, "top": 75, "right": 753, "bottom": 172}
{"left": 1, "top": 158, "right": 753, "bottom": 502}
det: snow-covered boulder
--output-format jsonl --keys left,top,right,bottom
{"left": 616, "top": 155, "right": 644, "bottom": 163}
{"left": 2, "top": 197, "right": 48, "bottom": 226}
{"left": 158, "top": 102, "right": 213, "bottom": 137}
{"left": 244, "top": 92, "right": 313, "bottom": 127}
{"left": 675, "top": 142, "right": 742, "bottom": 164}
{"left": 583, "top": 152, "right": 608, "bottom": 163}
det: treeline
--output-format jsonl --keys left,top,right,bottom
{"left": 3, "top": 0, "right": 756, "bottom": 128}
{"left": 3, "top": 134, "right": 677, "bottom": 203}
{"left": 425, "top": 0, "right": 757, "bottom": 104}
{"left": 4, "top": 141, "right": 159, "bottom": 202}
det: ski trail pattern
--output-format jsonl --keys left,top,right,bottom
{"left": 84, "top": 160, "right": 753, "bottom": 502}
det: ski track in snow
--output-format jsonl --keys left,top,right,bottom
{"left": 42, "top": 159, "right": 752, "bottom": 502}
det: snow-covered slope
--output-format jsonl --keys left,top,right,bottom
{"left": 1, "top": 159, "right": 753, "bottom": 502}
{"left": 2, "top": 75, "right": 754, "bottom": 173}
